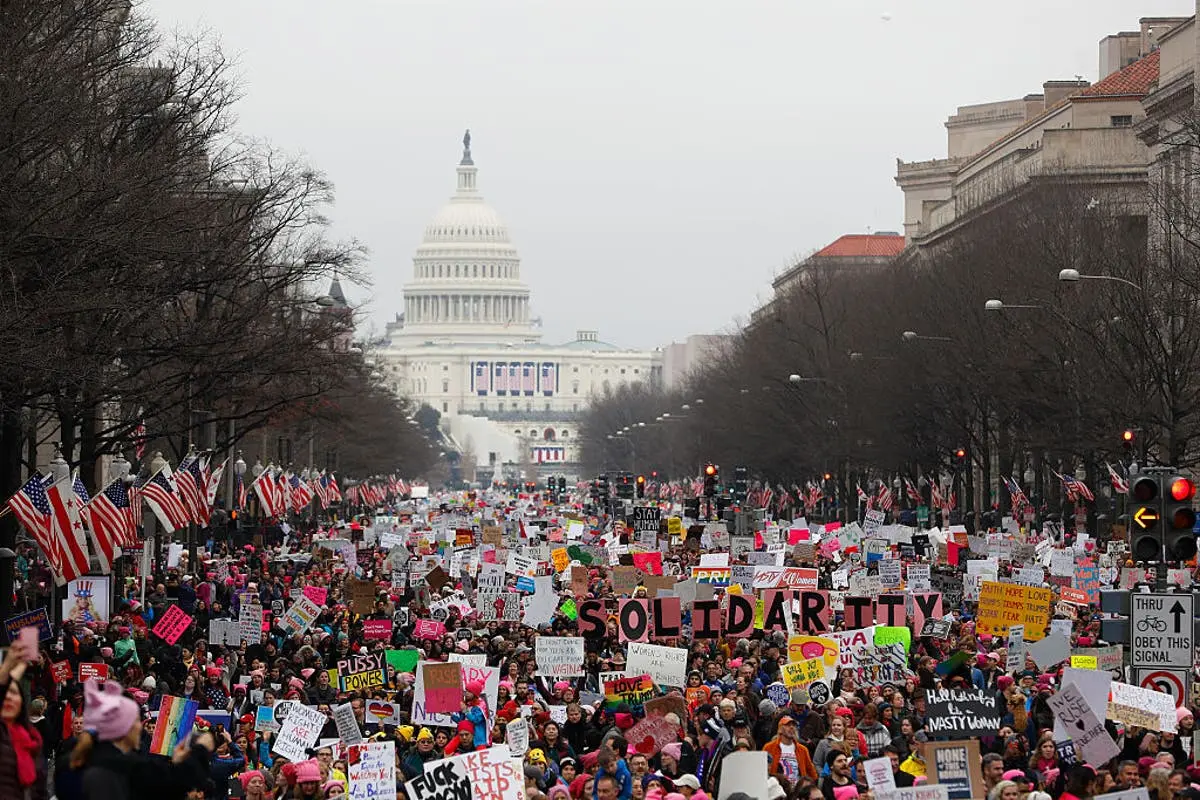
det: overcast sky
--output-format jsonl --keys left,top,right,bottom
{"left": 143, "top": 0, "right": 1193, "bottom": 349}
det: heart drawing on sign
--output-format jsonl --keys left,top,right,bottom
{"left": 636, "top": 736, "right": 656, "bottom": 755}
{"left": 1075, "top": 719, "right": 1085, "bottom": 731}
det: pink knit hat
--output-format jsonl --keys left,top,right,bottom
{"left": 295, "top": 760, "right": 322, "bottom": 784}
{"left": 239, "top": 770, "right": 265, "bottom": 792}
{"left": 83, "top": 678, "right": 140, "bottom": 742}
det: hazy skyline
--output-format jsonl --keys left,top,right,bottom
{"left": 144, "top": 0, "right": 1192, "bottom": 349}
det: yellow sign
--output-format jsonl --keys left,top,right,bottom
{"left": 1070, "top": 655, "right": 1097, "bottom": 670}
{"left": 667, "top": 517, "right": 683, "bottom": 536}
{"left": 551, "top": 548, "right": 570, "bottom": 573}
{"left": 781, "top": 658, "right": 824, "bottom": 688}
{"left": 977, "top": 581, "right": 1053, "bottom": 641}
{"left": 787, "top": 635, "right": 840, "bottom": 669}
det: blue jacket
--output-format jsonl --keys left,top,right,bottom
{"left": 451, "top": 704, "right": 489, "bottom": 748}
{"left": 592, "top": 759, "right": 633, "bottom": 800}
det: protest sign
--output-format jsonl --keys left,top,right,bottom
{"left": 49, "top": 660, "right": 72, "bottom": 682}
{"left": 781, "top": 657, "right": 824, "bottom": 689}
{"left": 415, "top": 745, "right": 522, "bottom": 800}
{"left": 338, "top": 652, "right": 387, "bottom": 693}
{"left": 535, "top": 636, "right": 584, "bottom": 677}
{"left": 625, "top": 713, "right": 678, "bottom": 756}
{"left": 925, "top": 689, "right": 1003, "bottom": 737}
{"left": 926, "top": 740, "right": 985, "bottom": 800}
{"left": 626, "top": 642, "right": 687, "bottom": 687}
{"left": 151, "top": 605, "right": 193, "bottom": 644}
{"left": 476, "top": 592, "right": 521, "bottom": 622}
{"left": 148, "top": 696, "right": 198, "bottom": 756}
{"left": 333, "top": 702, "right": 363, "bottom": 745}
{"left": 238, "top": 600, "right": 263, "bottom": 645}
{"left": 1048, "top": 682, "right": 1120, "bottom": 767}
{"left": 976, "top": 581, "right": 1052, "bottom": 640}
{"left": 412, "top": 664, "right": 499, "bottom": 728}
{"left": 603, "top": 674, "right": 656, "bottom": 712}
{"left": 505, "top": 717, "right": 529, "bottom": 756}
{"left": 79, "top": 662, "right": 108, "bottom": 681}
{"left": 363, "top": 619, "right": 393, "bottom": 640}
{"left": 280, "top": 595, "right": 322, "bottom": 636}
{"left": 302, "top": 585, "right": 328, "bottom": 605}
{"left": 273, "top": 702, "right": 326, "bottom": 762}
{"left": 422, "top": 662, "right": 464, "bottom": 714}
{"left": 347, "top": 741, "right": 395, "bottom": 800}
{"left": 4, "top": 609, "right": 52, "bottom": 643}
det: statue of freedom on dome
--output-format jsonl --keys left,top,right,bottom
{"left": 461, "top": 129, "right": 472, "bottom": 165}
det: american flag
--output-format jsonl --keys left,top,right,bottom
{"left": 1003, "top": 476, "right": 1031, "bottom": 510}
{"left": 312, "top": 471, "right": 330, "bottom": 508}
{"left": 83, "top": 478, "right": 135, "bottom": 572}
{"left": 174, "top": 453, "right": 205, "bottom": 525}
{"left": 46, "top": 477, "right": 89, "bottom": 583}
{"left": 327, "top": 474, "right": 342, "bottom": 502}
{"left": 1106, "top": 463, "right": 1129, "bottom": 495}
{"left": 776, "top": 485, "right": 791, "bottom": 514}
{"left": 275, "top": 470, "right": 293, "bottom": 514}
{"left": 930, "top": 482, "right": 944, "bottom": 511}
{"left": 805, "top": 482, "right": 824, "bottom": 513}
{"left": 290, "top": 473, "right": 314, "bottom": 510}
{"left": 875, "top": 483, "right": 895, "bottom": 512}
{"left": 251, "top": 467, "right": 282, "bottom": 516}
{"left": 904, "top": 478, "right": 923, "bottom": 505}
{"left": 7, "top": 474, "right": 59, "bottom": 578}
{"left": 235, "top": 472, "right": 247, "bottom": 511}
{"left": 522, "top": 363, "right": 536, "bottom": 395}
{"left": 540, "top": 363, "right": 556, "bottom": 395}
{"left": 140, "top": 468, "right": 190, "bottom": 532}
{"left": 759, "top": 485, "right": 774, "bottom": 511}
{"left": 856, "top": 484, "right": 868, "bottom": 504}
{"left": 1056, "top": 471, "right": 1095, "bottom": 503}
{"left": 494, "top": 363, "right": 507, "bottom": 394}
{"left": 473, "top": 362, "right": 491, "bottom": 394}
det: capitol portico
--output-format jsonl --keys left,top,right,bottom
{"left": 375, "top": 133, "right": 661, "bottom": 481}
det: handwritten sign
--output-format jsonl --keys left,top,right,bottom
{"left": 280, "top": 595, "right": 322, "bottom": 636}
{"left": 535, "top": 636, "right": 584, "bottom": 677}
{"left": 422, "top": 662, "right": 463, "bottom": 714}
{"left": 151, "top": 605, "right": 193, "bottom": 645}
{"left": 338, "top": 651, "right": 387, "bottom": 693}
{"left": 603, "top": 674, "right": 655, "bottom": 712}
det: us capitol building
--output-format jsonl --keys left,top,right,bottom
{"left": 374, "top": 132, "right": 662, "bottom": 482}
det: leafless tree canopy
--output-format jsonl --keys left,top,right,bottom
{"left": 582, "top": 132, "right": 1200, "bottom": 518}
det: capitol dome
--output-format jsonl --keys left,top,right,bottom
{"left": 397, "top": 131, "right": 538, "bottom": 346}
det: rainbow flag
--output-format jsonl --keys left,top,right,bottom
{"left": 150, "top": 696, "right": 198, "bottom": 756}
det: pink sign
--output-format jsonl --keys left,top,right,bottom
{"left": 152, "top": 605, "right": 193, "bottom": 645}
{"left": 413, "top": 619, "right": 445, "bottom": 640}
{"left": 631, "top": 552, "right": 662, "bottom": 575}
{"left": 303, "top": 586, "right": 328, "bottom": 605}
{"left": 788, "top": 528, "right": 810, "bottom": 545}
{"left": 363, "top": 619, "right": 393, "bottom": 640}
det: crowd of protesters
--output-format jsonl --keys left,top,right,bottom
{"left": 0, "top": 489, "right": 1191, "bottom": 800}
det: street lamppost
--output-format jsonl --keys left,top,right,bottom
{"left": 1058, "top": 268, "right": 1143, "bottom": 291}
{"left": 984, "top": 299, "right": 1044, "bottom": 312}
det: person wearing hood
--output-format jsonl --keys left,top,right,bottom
{"left": 69, "top": 677, "right": 214, "bottom": 800}
{"left": 112, "top": 627, "right": 140, "bottom": 670}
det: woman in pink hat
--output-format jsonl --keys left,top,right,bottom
{"left": 68, "top": 678, "right": 215, "bottom": 798}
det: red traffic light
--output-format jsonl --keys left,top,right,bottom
{"left": 954, "top": 448, "right": 966, "bottom": 459}
{"left": 1122, "top": 429, "right": 1135, "bottom": 442}
{"left": 650, "top": 471, "right": 658, "bottom": 478}
{"left": 1171, "top": 477, "right": 1195, "bottom": 502}
{"left": 704, "top": 464, "right": 717, "bottom": 477}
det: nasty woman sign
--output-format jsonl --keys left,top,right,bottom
{"left": 924, "top": 689, "right": 1003, "bottom": 738}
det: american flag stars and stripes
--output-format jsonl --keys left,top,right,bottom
{"left": 141, "top": 468, "right": 190, "bottom": 533}
{"left": 82, "top": 478, "right": 132, "bottom": 573}
{"left": 289, "top": 472, "right": 314, "bottom": 510}
{"left": 327, "top": 474, "right": 342, "bottom": 503}
{"left": 235, "top": 472, "right": 248, "bottom": 511}
{"left": 312, "top": 472, "right": 330, "bottom": 508}
{"left": 132, "top": 419, "right": 147, "bottom": 460}
{"left": 875, "top": 483, "right": 895, "bottom": 513}
{"left": 251, "top": 467, "right": 283, "bottom": 517}
{"left": 904, "top": 478, "right": 923, "bottom": 505}
{"left": 7, "top": 474, "right": 60, "bottom": 577}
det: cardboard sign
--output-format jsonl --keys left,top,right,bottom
{"left": 151, "top": 605, "right": 193, "bottom": 644}
{"left": 348, "top": 579, "right": 377, "bottom": 615}
{"left": 926, "top": 740, "right": 985, "bottom": 800}
{"left": 535, "top": 636, "right": 584, "bottom": 677}
{"left": 626, "top": 642, "right": 687, "bottom": 687}
{"left": 625, "top": 713, "right": 677, "bottom": 756}
{"left": 422, "top": 662, "right": 463, "bottom": 714}
{"left": 976, "top": 581, "right": 1052, "bottom": 640}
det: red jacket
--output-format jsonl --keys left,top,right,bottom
{"left": 763, "top": 736, "right": 818, "bottom": 781}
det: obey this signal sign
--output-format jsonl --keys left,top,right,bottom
{"left": 975, "top": 581, "right": 1052, "bottom": 641}
{"left": 1131, "top": 593, "right": 1194, "bottom": 670}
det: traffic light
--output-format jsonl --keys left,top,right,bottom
{"left": 1165, "top": 475, "right": 1197, "bottom": 562}
{"left": 1131, "top": 475, "right": 1162, "bottom": 562}
{"left": 732, "top": 465, "right": 749, "bottom": 507}
{"left": 954, "top": 447, "right": 967, "bottom": 463}
{"left": 636, "top": 475, "right": 646, "bottom": 499}
{"left": 703, "top": 464, "right": 718, "bottom": 497}
{"left": 558, "top": 476, "right": 566, "bottom": 494}
{"left": 1122, "top": 429, "right": 1135, "bottom": 452}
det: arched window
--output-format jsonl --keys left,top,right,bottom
{"left": 561, "top": 430, "right": 570, "bottom": 438}
{"left": 514, "top": 429, "right": 522, "bottom": 435}
{"left": 529, "top": 429, "right": 538, "bottom": 437}
{"left": 543, "top": 428, "right": 556, "bottom": 441}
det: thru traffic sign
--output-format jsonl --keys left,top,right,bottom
{"left": 1130, "top": 593, "right": 1194, "bottom": 669}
